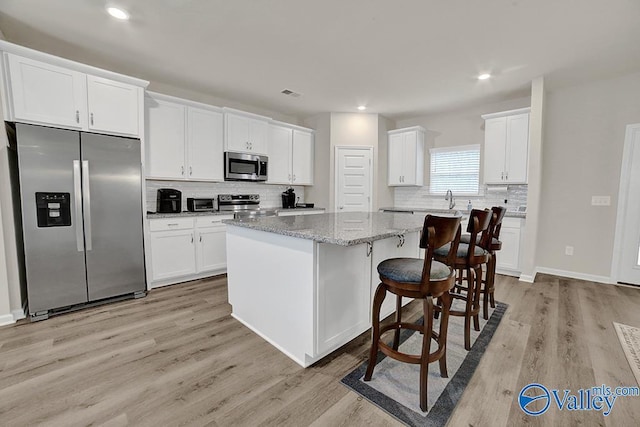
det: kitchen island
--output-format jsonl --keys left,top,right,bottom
{"left": 225, "top": 212, "right": 433, "bottom": 367}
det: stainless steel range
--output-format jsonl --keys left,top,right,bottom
{"left": 217, "top": 194, "right": 278, "bottom": 220}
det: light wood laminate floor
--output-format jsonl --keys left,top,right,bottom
{"left": 1, "top": 274, "right": 639, "bottom": 426}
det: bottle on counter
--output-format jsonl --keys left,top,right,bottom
{"left": 467, "top": 200, "right": 472, "bottom": 211}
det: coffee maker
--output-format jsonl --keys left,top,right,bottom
{"left": 157, "top": 188, "right": 182, "bottom": 213}
{"left": 281, "top": 188, "right": 296, "bottom": 209}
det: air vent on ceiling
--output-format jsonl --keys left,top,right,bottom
{"left": 281, "top": 89, "right": 302, "bottom": 98}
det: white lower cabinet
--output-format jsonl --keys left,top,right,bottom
{"left": 370, "top": 232, "right": 420, "bottom": 320}
{"left": 148, "top": 215, "right": 233, "bottom": 287}
{"left": 315, "top": 231, "right": 420, "bottom": 356}
{"left": 150, "top": 229, "right": 196, "bottom": 281}
{"left": 195, "top": 217, "right": 229, "bottom": 273}
{"left": 496, "top": 217, "right": 524, "bottom": 275}
{"left": 316, "top": 242, "right": 372, "bottom": 356}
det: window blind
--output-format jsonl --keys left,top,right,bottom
{"left": 429, "top": 145, "right": 480, "bottom": 195}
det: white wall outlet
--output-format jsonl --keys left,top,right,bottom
{"left": 565, "top": 246, "right": 574, "bottom": 256}
{"left": 591, "top": 196, "right": 611, "bottom": 206}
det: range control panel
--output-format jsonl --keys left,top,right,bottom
{"left": 35, "top": 192, "right": 71, "bottom": 227}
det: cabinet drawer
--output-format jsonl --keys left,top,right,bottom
{"left": 501, "top": 217, "right": 522, "bottom": 229}
{"left": 149, "top": 217, "right": 194, "bottom": 231}
{"left": 195, "top": 215, "right": 234, "bottom": 228}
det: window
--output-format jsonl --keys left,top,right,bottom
{"left": 429, "top": 144, "right": 480, "bottom": 195}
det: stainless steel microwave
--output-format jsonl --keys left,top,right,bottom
{"left": 224, "top": 152, "right": 268, "bottom": 182}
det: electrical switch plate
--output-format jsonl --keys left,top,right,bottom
{"left": 565, "top": 246, "right": 574, "bottom": 256}
{"left": 591, "top": 196, "right": 611, "bottom": 206}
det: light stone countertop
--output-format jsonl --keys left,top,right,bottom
{"left": 224, "top": 211, "right": 431, "bottom": 246}
{"left": 378, "top": 206, "right": 527, "bottom": 219}
{"left": 146, "top": 207, "right": 326, "bottom": 219}
{"left": 146, "top": 211, "right": 234, "bottom": 219}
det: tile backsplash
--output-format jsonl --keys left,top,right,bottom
{"left": 145, "top": 180, "right": 306, "bottom": 212}
{"left": 394, "top": 184, "right": 528, "bottom": 211}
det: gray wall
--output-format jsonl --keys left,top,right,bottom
{"left": 537, "top": 71, "right": 640, "bottom": 278}
{"left": 303, "top": 113, "right": 331, "bottom": 210}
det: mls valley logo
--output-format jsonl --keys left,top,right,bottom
{"left": 518, "top": 383, "right": 640, "bottom": 416}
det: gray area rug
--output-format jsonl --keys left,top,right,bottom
{"left": 341, "top": 300, "right": 507, "bottom": 426}
{"left": 613, "top": 322, "right": 640, "bottom": 387}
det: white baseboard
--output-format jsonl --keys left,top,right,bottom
{"left": 12, "top": 307, "right": 26, "bottom": 321}
{"left": 519, "top": 273, "right": 536, "bottom": 283}
{"left": 0, "top": 313, "right": 15, "bottom": 326}
{"left": 535, "top": 267, "right": 613, "bottom": 284}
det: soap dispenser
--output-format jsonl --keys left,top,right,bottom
{"left": 467, "top": 200, "right": 472, "bottom": 211}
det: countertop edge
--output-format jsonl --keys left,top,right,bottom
{"left": 147, "top": 207, "right": 326, "bottom": 219}
{"left": 379, "top": 207, "right": 527, "bottom": 218}
{"left": 224, "top": 220, "right": 423, "bottom": 246}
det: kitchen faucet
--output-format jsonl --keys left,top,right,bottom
{"left": 445, "top": 189, "right": 455, "bottom": 210}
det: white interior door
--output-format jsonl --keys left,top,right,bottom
{"left": 616, "top": 124, "right": 640, "bottom": 285}
{"left": 335, "top": 147, "right": 372, "bottom": 212}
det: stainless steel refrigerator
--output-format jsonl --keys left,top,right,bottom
{"left": 14, "top": 123, "right": 146, "bottom": 320}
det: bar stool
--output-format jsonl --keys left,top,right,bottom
{"left": 434, "top": 209, "right": 491, "bottom": 351}
{"left": 460, "top": 206, "right": 507, "bottom": 320}
{"left": 364, "top": 215, "right": 462, "bottom": 412}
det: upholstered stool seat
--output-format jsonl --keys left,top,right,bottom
{"left": 433, "top": 209, "right": 491, "bottom": 351}
{"left": 377, "top": 258, "right": 451, "bottom": 283}
{"left": 458, "top": 207, "right": 507, "bottom": 319}
{"left": 459, "top": 234, "right": 500, "bottom": 247}
{"left": 364, "top": 214, "right": 462, "bottom": 412}
{"left": 434, "top": 242, "right": 488, "bottom": 258}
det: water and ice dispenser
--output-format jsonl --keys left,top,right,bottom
{"left": 35, "top": 192, "right": 71, "bottom": 227}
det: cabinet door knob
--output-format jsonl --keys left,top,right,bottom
{"left": 90, "top": 112, "right": 94, "bottom": 126}
{"left": 199, "top": 235, "right": 202, "bottom": 242}
{"left": 181, "top": 166, "right": 184, "bottom": 176}
{"left": 189, "top": 166, "right": 193, "bottom": 176}
{"left": 75, "top": 110, "right": 80, "bottom": 124}
{"left": 191, "top": 234, "right": 194, "bottom": 243}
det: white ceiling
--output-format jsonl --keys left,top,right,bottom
{"left": 0, "top": 0, "right": 639, "bottom": 120}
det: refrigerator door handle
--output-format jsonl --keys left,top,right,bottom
{"left": 82, "top": 160, "right": 92, "bottom": 251}
{"left": 73, "top": 160, "right": 84, "bottom": 252}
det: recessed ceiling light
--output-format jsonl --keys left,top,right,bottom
{"left": 107, "top": 6, "right": 130, "bottom": 20}
{"left": 357, "top": 105, "right": 367, "bottom": 111}
{"left": 478, "top": 73, "right": 491, "bottom": 80}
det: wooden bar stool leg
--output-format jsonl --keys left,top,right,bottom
{"left": 438, "top": 291, "right": 452, "bottom": 378}
{"left": 392, "top": 294, "right": 402, "bottom": 350}
{"left": 473, "top": 265, "right": 482, "bottom": 331}
{"left": 420, "top": 296, "right": 434, "bottom": 412}
{"left": 483, "top": 254, "right": 491, "bottom": 320}
{"left": 464, "top": 267, "right": 474, "bottom": 351}
{"left": 489, "top": 252, "right": 497, "bottom": 309}
{"left": 364, "top": 284, "right": 386, "bottom": 381}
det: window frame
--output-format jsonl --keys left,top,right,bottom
{"left": 428, "top": 144, "right": 481, "bottom": 196}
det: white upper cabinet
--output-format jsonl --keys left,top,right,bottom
{"left": 292, "top": 129, "right": 314, "bottom": 185}
{"left": 86, "top": 75, "right": 140, "bottom": 136}
{"left": 267, "top": 124, "right": 292, "bottom": 184}
{"left": 187, "top": 107, "right": 223, "bottom": 181}
{"left": 145, "top": 92, "right": 223, "bottom": 181}
{"left": 267, "top": 122, "right": 314, "bottom": 185}
{"left": 224, "top": 109, "right": 269, "bottom": 155}
{"left": 387, "top": 126, "right": 425, "bottom": 186}
{"left": 482, "top": 108, "right": 530, "bottom": 184}
{"left": 6, "top": 53, "right": 87, "bottom": 129}
{"left": 146, "top": 98, "right": 186, "bottom": 179}
{"left": 2, "top": 47, "right": 146, "bottom": 137}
